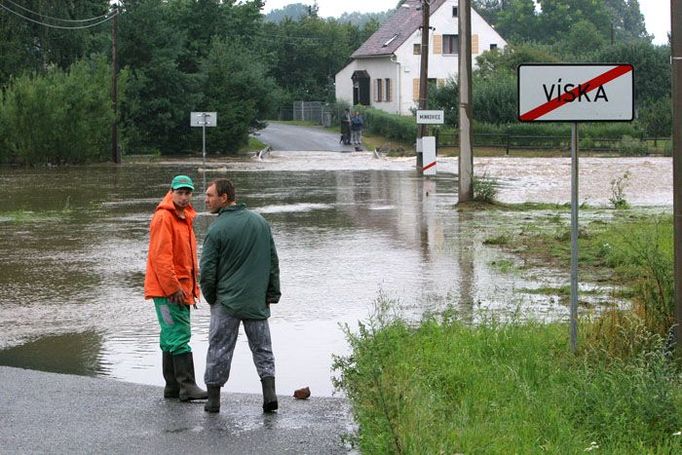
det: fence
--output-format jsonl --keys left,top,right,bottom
{"left": 434, "top": 130, "right": 669, "bottom": 155}
{"left": 277, "top": 101, "right": 336, "bottom": 127}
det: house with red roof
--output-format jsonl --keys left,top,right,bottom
{"left": 335, "top": 0, "right": 506, "bottom": 115}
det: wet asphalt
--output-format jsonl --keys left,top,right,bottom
{"left": 0, "top": 366, "right": 355, "bottom": 454}
{"left": 256, "top": 122, "right": 357, "bottom": 152}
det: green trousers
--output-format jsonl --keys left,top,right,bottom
{"left": 153, "top": 298, "right": 192, "bottom": 355}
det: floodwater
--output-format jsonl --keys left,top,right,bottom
{"left": 0, "top": 152, "right": 673, "bottom": 396}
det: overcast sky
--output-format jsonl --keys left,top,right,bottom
{"left": 262, "top": 0, "right": 671, "bottom": 45}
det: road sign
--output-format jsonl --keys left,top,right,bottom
{"left": 416, "top": 110, "right": 445, "bottom": 124}
{"left": 190, "top": 112, "right": 217, "bottom": 127}
{"left": 518, "top": 64, "right": 634, "bottom": 122}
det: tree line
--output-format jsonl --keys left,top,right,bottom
{"left": 0, "top": 0, "right": 672, "bottom": 164}
{"left": 0, "top": 0, "right": 380, "bottom": 164}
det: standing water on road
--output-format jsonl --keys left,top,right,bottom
{"left": 0, "top": 152, "right": 672, "bottom": 395}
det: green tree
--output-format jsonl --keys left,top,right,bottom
{"left": 198, "top": 38, "right": 279, "bottom": 153}
{"left": 264, "top": 15, "right": 377, "bottom": 103}
{"left": 639, "top": 97, "right": 672, "bottom": 141}
{"left": 605, "top": 0, "right": 651, "bottom": 42}
{"left": 537, "top": 0, "right": 612, "bottom": 44}
{"left": 594, "top": 41, "right": 670, "bottom": 106}
{"left": 0, "top": 55, "right": 119, "bottom": 165}
{"left": 0, "top": 0, "right": 111, "bottom": 87}
{"left": 118, "top": 0, "right": 200, "bottom": 155}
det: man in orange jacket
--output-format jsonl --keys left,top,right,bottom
{"left": 144, "top": 175, "right": 207, "bottom": 401}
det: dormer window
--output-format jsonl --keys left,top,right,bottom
{"left": 382, "top": 34, "right": 399, "bottom": 47}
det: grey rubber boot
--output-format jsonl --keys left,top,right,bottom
{"left": 261, "top": 376, "right": 278, "bottom": 412}
{"left": 162, "top": 351, "right": 179, "bottom": 398}
{"left": 204, "top": 386, "right": 221, "bottom": 413}
{"left": 173, "top": 352, "right": 208, "bottom": 402}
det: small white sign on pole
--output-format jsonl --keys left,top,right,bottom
{"left": 421, "top": 136, "right": 437, "bottom": 175}
{"left": 190, "top": 112, "right": 218, "bottom": 167}
{"left": 416, "top": 110, "right": 445, "bottom": 124}
{"left": 190, "top": 112, "right": 218, "bottom": 127}
{"left": 518, "top": 64, "right": 634, "bottom": 122}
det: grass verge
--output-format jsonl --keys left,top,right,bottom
{"left": 333, "top": 300, "right": 682, "bottom": 454}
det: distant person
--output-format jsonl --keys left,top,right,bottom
{"left": 340, "top": 108, "right": 351, "bottom": 145}
{"left": 351, "top": 111, "right": 364, "bottom": 146}
{"left": 144, "top": 175, "right": 208, "bottom": 402}
{"left": 201, "top": 178, "right": 281, "bottom": 414}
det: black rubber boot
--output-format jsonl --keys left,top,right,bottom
{"left": 162, "top": 351, "right": 179, "bottom": 398}
{"left": 173, "top": 351, "right": 208, "bottom": 402}
{"left": 261, "top": 376, "right": 278, "bottom": 413}
{"left": 204, "top": 385, "right": 221, "bottom": 413}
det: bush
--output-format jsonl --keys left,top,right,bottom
{"left": 0, "top": 55, "right": 120, "bottom": 165}
{"left": 618, "top": 135, "right": 649, "bottom": 156}
{"left": 356, "top": 106, "right": 416, "bottom": 143}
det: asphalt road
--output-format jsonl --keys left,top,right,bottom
{"left": 255, "top": 122, "right": 357, "bottom": 152}
{"left": 1, "top": 366, "right": 355, "bottom": 454}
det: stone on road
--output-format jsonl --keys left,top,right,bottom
{"left": 1, "top": 366, "right": 354, "bottom": 454}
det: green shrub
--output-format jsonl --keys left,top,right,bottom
{"left": 333, "top": 299, "right": 682, "bottom": 454}
{"left": 618, "top": 135, "right": 649, "bottom": 156}
{"left": 473, "top": 173, "right": 499, "bottom": 202}
{"left": 0, "top": 55, "right": 120, "bottom": 165}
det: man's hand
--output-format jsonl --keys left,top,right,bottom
{"left": 168, "top": 290, "right": 185, "bottom": 305}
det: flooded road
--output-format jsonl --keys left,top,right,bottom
{"left": 0, "top": 152, "right": 672, "bottom": 396}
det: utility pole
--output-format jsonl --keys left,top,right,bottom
{"left": 458, "top": 0, "right": 473, "bottom": 202}
{"left": 671, "top": 0, "right": 682, "bottom": 350}
{"left": 111, "top": 4, "right": 120, "bottom": 164}
{"left": 416, "top": 0, "right": 430, "bottom": 170}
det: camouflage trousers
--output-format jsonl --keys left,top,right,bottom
{"left": 204, "top": 303, "right": 275, "bottom": 387}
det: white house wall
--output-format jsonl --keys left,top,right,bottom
{"left": 335, "top": 57, "right": 401, "bottom": 114}
{"left": 337, "top": 0, "right": 507, "bottom": 115}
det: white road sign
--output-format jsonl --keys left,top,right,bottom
{"left": 518, "top": 64, "right": 634, "bottom": 122}
{"left": 190, "top": 111, "right": 218, "bottom": 127}
{"left": 416, "top": 110, "right": 445, "bottom": 124}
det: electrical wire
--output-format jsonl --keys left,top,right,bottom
{"left": 0, "top": 1, "right": 117, "bottom": 29}
{"left": 3, "top": 0, "right": 110, "bottom": 23}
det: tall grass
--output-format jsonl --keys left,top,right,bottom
{"left": 333, "top": 300, "right": 682, "bottom": 454}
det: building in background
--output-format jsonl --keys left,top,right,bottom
{"left": 335, "top": 0, "right": 506, "bottom": 115}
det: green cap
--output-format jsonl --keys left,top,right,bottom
{"left": 170, "top": 175, "right": 194, "bottom": 191}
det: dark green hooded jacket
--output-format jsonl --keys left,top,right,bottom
{"left": 200, "top": 203, "right": 280, "bottom": 319}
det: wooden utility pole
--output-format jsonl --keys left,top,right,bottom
{"left": 458, "top": 0, "right": 473, "bottom": 202}
{"left": 671, "top": 0, "right": 682, "bottom": 349}
{"left": 416, "top": 0, "right": 430, "bottom": 170}
{"left": 111, "top": 5, "right": 120, "bottom": 164}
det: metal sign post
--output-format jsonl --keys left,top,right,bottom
{"left": 190, "top": 112, "right": 218, "bottom": 168}
{"left": 518, "top": 64, "right": 634, "bottom": 352}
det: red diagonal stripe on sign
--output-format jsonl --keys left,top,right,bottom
{"left": 520, "top": 65, "right": 632, "bottom": 121}
{"left": 422, "top": 161, "right": 437, "bottom": 171}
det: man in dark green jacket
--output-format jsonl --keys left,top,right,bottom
{"left": 201, "top": 178, "right": 281, "bottom": 414}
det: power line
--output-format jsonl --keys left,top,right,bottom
{"left": 3, "top": 0, "right": 110, "bottom": 23}
{"left": 0, "top": 1, "right": 117, "bottom": 30}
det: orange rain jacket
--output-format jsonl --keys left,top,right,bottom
{"left": 144, "top": 191, "right": 200, "bottom": 305}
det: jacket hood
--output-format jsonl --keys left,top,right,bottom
{"left": 156, "top": 191, "right": 197, "bottom": 221}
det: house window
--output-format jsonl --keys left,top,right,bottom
{"left": 375, "top": 79, "right": 383, "bottom": 102}
{"left": 385, "top": 78, "right": 392, "bottom": 102}
{"left": 490, "top": 43, "right": 498, "bottom": 50}
{"left": 383, "top": 33, "right": 398, "bottom": 47}
{"left": 452, "top": 6, "right": 458, "bottom": 17}
{"left": 413, "top": 43, "right": 421, "bottom": 55}
{"left": 443, "top": 34, "right": 458, "bottom": 55}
